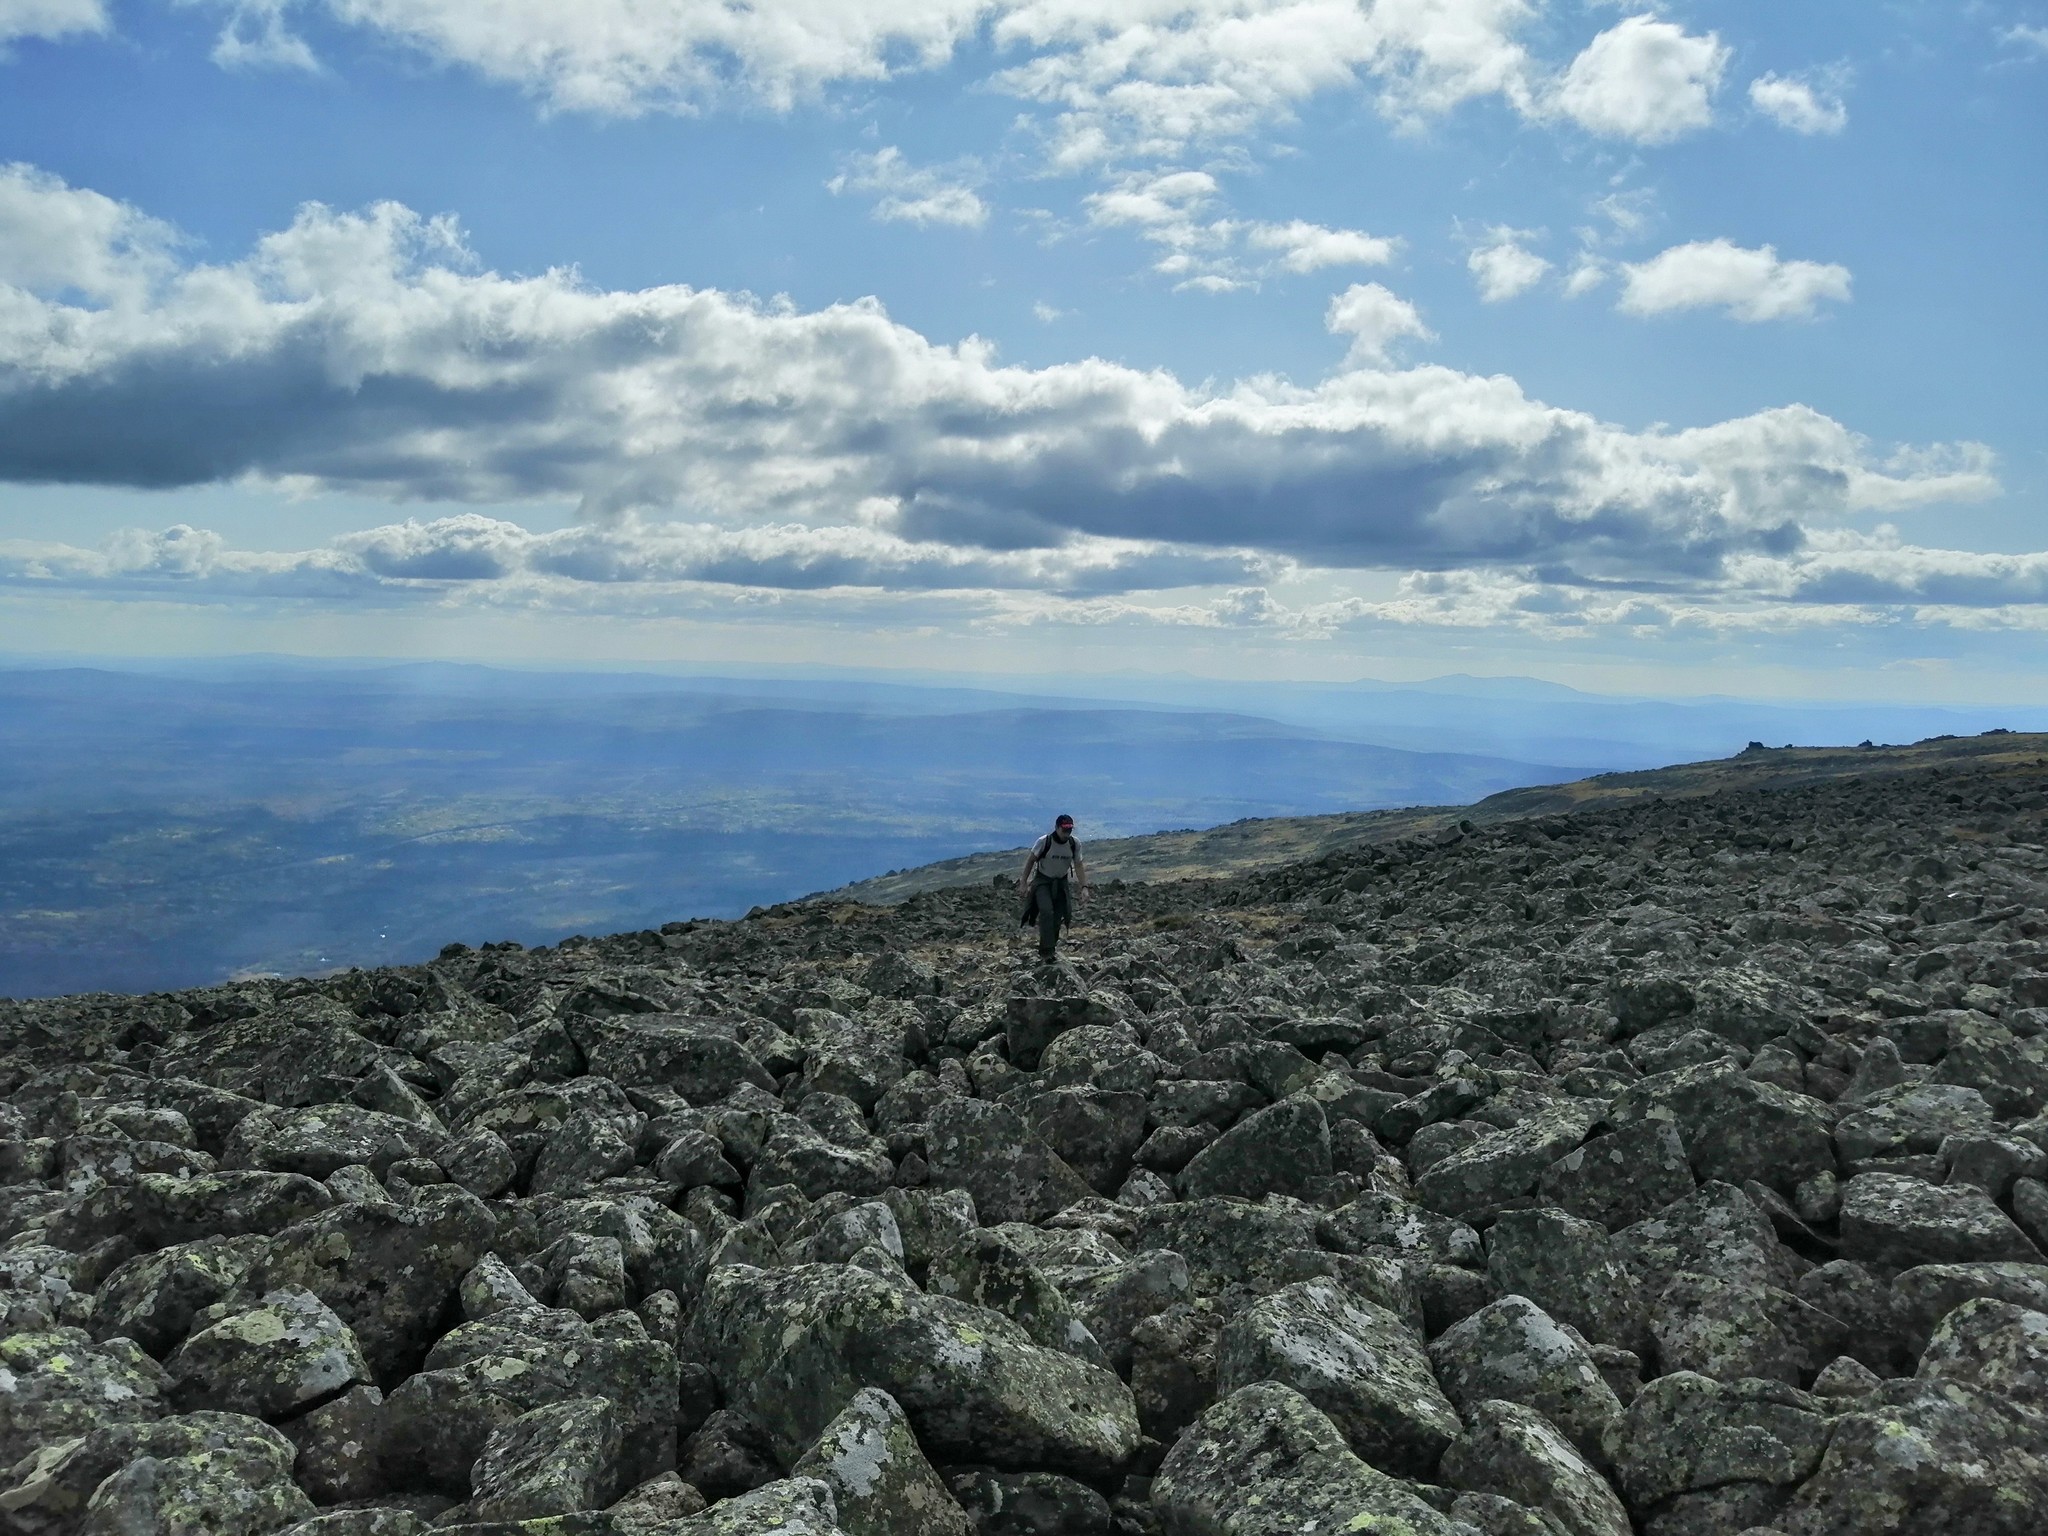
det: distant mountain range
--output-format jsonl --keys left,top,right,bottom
{"left": 4, "top": 655, "right": 2042, "bottom": 998}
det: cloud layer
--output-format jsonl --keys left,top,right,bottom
{"left": 0, "top": 167, "right": 1998, "bottom": 623}
{"left": 1619, "top": 239, "right": 1852, "bottom": 322}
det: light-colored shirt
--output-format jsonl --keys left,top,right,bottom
{"left": 1032, "top": 833, "right": 1081, "bottom": 879}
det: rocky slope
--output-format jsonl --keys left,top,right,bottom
{"left": 6, "top": 733, "right": 2048, "bottom": 1536}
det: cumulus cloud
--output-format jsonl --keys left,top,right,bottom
{"left": 828, "top": 147, "right": 987, "bottom": 228}
{"left": 0, "top": 0, "right": 104, "bottom": 45}
{"left": 202, "top": 0, "right": 321, "bottom": 71}
{"left": 1323, "top": 281, "right": 1433, "bottom": 365}
{"left": 2003, "top": 24, "right": 2048, "bottom": 57}
{"left": 1552, "top": 15, "right": 1728, "bottom": 143}
{"left": 1748, "top": 71, "right": 1847, "bottom": 134}
{"left": 1618, "top": 238, "right": 1851, "bottom": 322}
{"left": 1466, "top": 228, "right": 1550, "bottom": 301}
{"left": 0, "top": 164, "right": 181, "bottom": 302}
{"left": 1244, "top": 220, "right": 1398, "bottom": 273}
{"left": 0, "top": 170, "right": 1999, "bottom": 600}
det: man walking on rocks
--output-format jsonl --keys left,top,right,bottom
{"left": 1018, "top": 813, "right": 1088, "bottom": 960}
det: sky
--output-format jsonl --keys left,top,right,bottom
{"left": 0, "top": 0, "right": 2043, "bottom": 699}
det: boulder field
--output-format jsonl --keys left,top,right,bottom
{"left": 6, "top": 741, "right": 2048, "bottom": 1534}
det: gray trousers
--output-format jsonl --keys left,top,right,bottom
{"left": 1033, "top": 874, "right": 1070, "bottom": 956}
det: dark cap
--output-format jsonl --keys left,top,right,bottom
{"left": 1055, "top": 814, "right": 1074, "bottom": 828}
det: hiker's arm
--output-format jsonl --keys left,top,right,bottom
{"left": 1075, "top": 851, "right": 1089, "bottom": 898}
{"left": 1018, "top": 845, "right": 1038, "bottom": 889}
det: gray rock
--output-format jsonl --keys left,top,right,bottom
{"left": 1151, "top": 1381, "right": 1473, "bottom": 1536}
{"left": 77, "top": 1410, "right": 316, "bottom": 1536}
{"left": 1439, "top": 1398, "right": 1630, "bottom": 1536}
{"left": 1610, "top": 1372, "right": 1833, "bottom": 1509}
{"left": 1484, "top": 1208, "right": 1646, "bottom": 1353}
{"left": 1838, "top": 1172, "right": 2044, "bottom": 1268}
{"left": 692, "top": 1262, "right": 1139, "bottom": 1477}
{"left": 1215, "top": 1277, "right": 1461, "bottom": 1477}
{"left": 166, "top": 1287, "right": 369, "bottom": 1421}
{"left": 1131, "top": 1303, "right": 1225, "bottom": 1443}
{"left": 791, "top": 1387, "right": 972, "bottom": 1536}
{"left": 1021, "top": 1087, "right": 1148, "bottom": 1196}
{"left": 92, "top": 1236, "right": 268, "bottom": 1357}
{"left": 1179, "top": 1096, "right": 1332, "bottom": 1204}
{"left": 1538, "top": 1120, "right": 1695, "bottom": 1232}
{"left": 1779, "top": 1379, "right": 2048, "bottom": 1535}
{"left": 1319, "top": 1191, "right": 1483, "bottom": 1268}
{"left": 1608, "top": 1060, "right": 1834, "bottom": 1190}
{"left": 1135, "top": 1198, "right": 1322, "bottom": 1306}
{"left": 1415, "top": 1102, "right": 1603, "bottom": 1223}
{"left": 567, "top": 1015, "right": 778, "bottom": 1102}
{"left": 1646, "top": 1270, "right": 1846, "bottom": 1386}
{"left": 927, "top": 1100, "right": 1093, "bottom": 1225}
{"left": 661, "top": 1477, "right": 847, "bottom": 1535}
{"left": 1915, "top": 1297, "right": 2048, "bottom": 1408}
{"left": 131, "top": 1170, "right": 334, "bottom": 1247}
{"left": 0, "top": 1327, "right": 167, "bottom": 1473}
{"left": 227, "top": 1105, "right": 446, "bottom": 1181}
{"left": 1060, "top": 1249, "right": 1192, "bottom": 1374}
{"left": 927, "top": 1227, "right": 1108, "bottom": 1366}
{"left": 468, "top": 1397, "right": 623, "bottom": 1521}
{"left": 1429, "top": 1297, "right": 1627, "bottom": 1467}
{"left": 1834, "top": 1082, "right": 1995, "bottom": 1162}
{"left": 606, "top": 1472, "right": 708, "bottom": 1534}
{"left": 279, "top": 1383, "right": 386, "bottom": 1503}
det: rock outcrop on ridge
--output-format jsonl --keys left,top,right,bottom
{"left": 6, "top": 735, "right": 2048, "bottom": 1535}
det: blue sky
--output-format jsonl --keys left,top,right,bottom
{"left": 0, "top": 0, "right": 2043, "bottom": 698}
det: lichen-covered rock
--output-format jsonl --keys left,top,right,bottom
{"left": 926, "top": 1100, "right": 1093, "bottom": 1226}
{"left": 1415, "top": 1102, "right": 1603, "bottom": 1222}
{"left": 946, "top": 1467, "right": 1110, "bottom": 1534}
{"left": 251, "top": 1187, "right": 495, "bottom": 1384}
{"left": 1915, "top": 1297, "right": 2048, "bottom": 1408}
{"left": 279, "top": 1382, "right": 385, "bottom": 1503}
{"left": 693, "top": 1262, "right": 1139, "bottom": 1477}
{"left": 77, "top": 1410, "right": 315, "bottom": 1536}
{"left": 1429, "top": 1297, "right": 1626, "bottom": 1467}
{"left": 91, "top": 1235, "right": 268, "bottom": 1357}
{"left": 0, "top": 1327, "right": 167, "bottom": 1472}
{"left": 152, "top": 1001, "right": 394, "bottom": 1107}
{"left": 131, "top": 1170, "right": 334, "bottom": 1247}
{"left": 1021, "top": 1087, "right": 1149, "bottom": 1196}
{"left": 1778, "top": 1379, "right": 2048, "bottom": 1536}
{"left": 1609, "top": 1372, "right": 1833, "bottom": 1510}
{"left": 468, "top": 1397, "right": 623, "bottom": 1521}
{"left": 1151, "top": 1381, "right": 1472, "bottom": 1536}
{"left": 1644, "top": 1271, "right": 1845, "bottom": 1386}
{"left": 227, "top": 1105, "right": 447, "bottom": 1181}
{"left": 1834, "top": 1082, "right": 1997, "bottom": 1162}
{"left": 566, "top": 1016, "right": 778, "bottom": 1102}
{"left": 606, "top": 1472, "right": 709, "bottom": 1534}
{"left": 660, "top": 1476, "right": 846, "bottom": 1535}
{"left": 1838, "top": 1172, "right": 2043, "bottom": 1269}
{"left": 926, "top": 1227, "right": 1107, "bottom": 1366}
{"left": 1890, "top": 1261, "right": 2048, "bottom": 1341}
{"left": 1538, "top": 1120, "right": 1695, "bottom": 1233}
{"left": 1439, "top": 1398, "right": 1630, "bottom": 1536}
{"left": 790, "top": 1386, "right": 973, "bottom": 1536}
{"left": 1179, "top": 1096, "right": 1332, "bottom": 1204}
{"left": 1484, "top": 1208, "right": 1645, "bottom": 1353}
{"left": 1136, "top": 1198, "right": 1322, "bottom": 1307}
{"left": 166, "top": 1286, "right": 369, "bottom": 1421}
{"left": 0, "top": 1412, "right": 288, "bottom": 1536}
{"left": 1131, "top": 1303, "right": 1225, "bottom": 1443}
{"left": 1608, "top": 1060, "right": 1834, "bottom": 1190}
{"left": 1318, "top": 1191, "right": 1482, "bottom": 1269}
{"left": 1215, "top": 1277, "right": 1460, "bottom": 1477}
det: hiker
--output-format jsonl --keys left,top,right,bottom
{"left": 1018, "top": 814, "right": 1088, "bottom": 960}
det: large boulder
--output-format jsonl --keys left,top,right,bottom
{"left": 692, "top": 1262, "right": 1139, "bottom": 1477}
{"left": 789, "top": 1386, "right": 973, "bottom": 1536}
{"left": 165, "top": 1287, "right": 370, "bottom": 1421}
{"left": 1151, "top": 1382, "right": 1472, "bottom": 1536}
{"left": 251, "top": 1189, "right": 494, "bottom": 1385}
{"left": 1134, "top": 1198, "right": 1322, "bottom": 1307}
{"left": 0, "top": 1327, "right": 167, "bottom": 1473}
{"left": 1538, "top": 1120, "right": 1696, "bottom": 1232}
{"left": 1215, "top": 1278, "right": 1461, "bottom": 1477}
{"left": 468, "top": 1397, "right": 624, "bottom": 1522}
{"left": 1484, "top": 1207, "right": 1646, "bottom": 1353}
{"left": 567, "top": 1015, "right": 778, "bottom": 1101}
{"left": 1838, "top": 1173, "right": 2043, "bottom": 1269}
{"left": 1414, "top": 1102, "right": 1603, "bottom": 1222}
{"left": 1610, "top": 1372, "right": 1834, "bottom": 1511}
{"left": 226, "top": 1105, "right": 446, "bottom": 1181}
{"left": 1834, "top": 1083, "right": 1996, "bottom": 1162}
{"left": 1179, "top": 1096, "right": 1332, "bottom": 1204}
{"left": 1608, "top": 1060, "right": 1834, "bottom": 1190}
{"left": 1915, "top": 1297, "right": 2048, "bottom": 1408}
{"left": 1439, "top": 1398, "right": 1631, "bottom": 1536}
{"left": 925, "top": 1100, "right": 1093, "bottom": 1226}
{"left": 1779, "top": 1379, "right": 2048, "bottom": 1536}
{"left": 1429, "top": 1297, "right": 1626, "bottom": 1467}
{"left": 75, "top": 1411, "right": 315, "bottom": 1536}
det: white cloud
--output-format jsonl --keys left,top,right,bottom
{"left": 1245, "top": 219, "right": 1398, "bottom": 273}
{"left": 1748, "top": 71, "right": 1846, "bottom": 135}
{"left": 828, "top": 147, "right": 987, "bottom": 228}
{"left": 202, "top": 0, "right": 321, "bottom": 71}
{"left": 1618, "top": 238, "right": 1851, "bottom": 322}
{"left": 0, "top": 0, "right": 104, "bottom": 45}
{"left": 0, "top": 163, "right": 181, "bottom": 302}
{"left": 1562, "top": 258, "right": 1606, "bottom": 298}
{"left": 0, "top": 170, "right": 1997, "bottom": 601}
{"left": 1552, "top": 15, "right": 1729, "bottom": 143}
{"left": 1031, "top": 301, "right": 1067, "bottom": 323}
{"left": 1324, "top": 281, "right": 1433, "bottom": 364}
{"left": 2002, "top": 24, "right": 2048, "bottom": 57}
{"left": 1467, "top": 228, "right": 1550, "bottom": 301}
